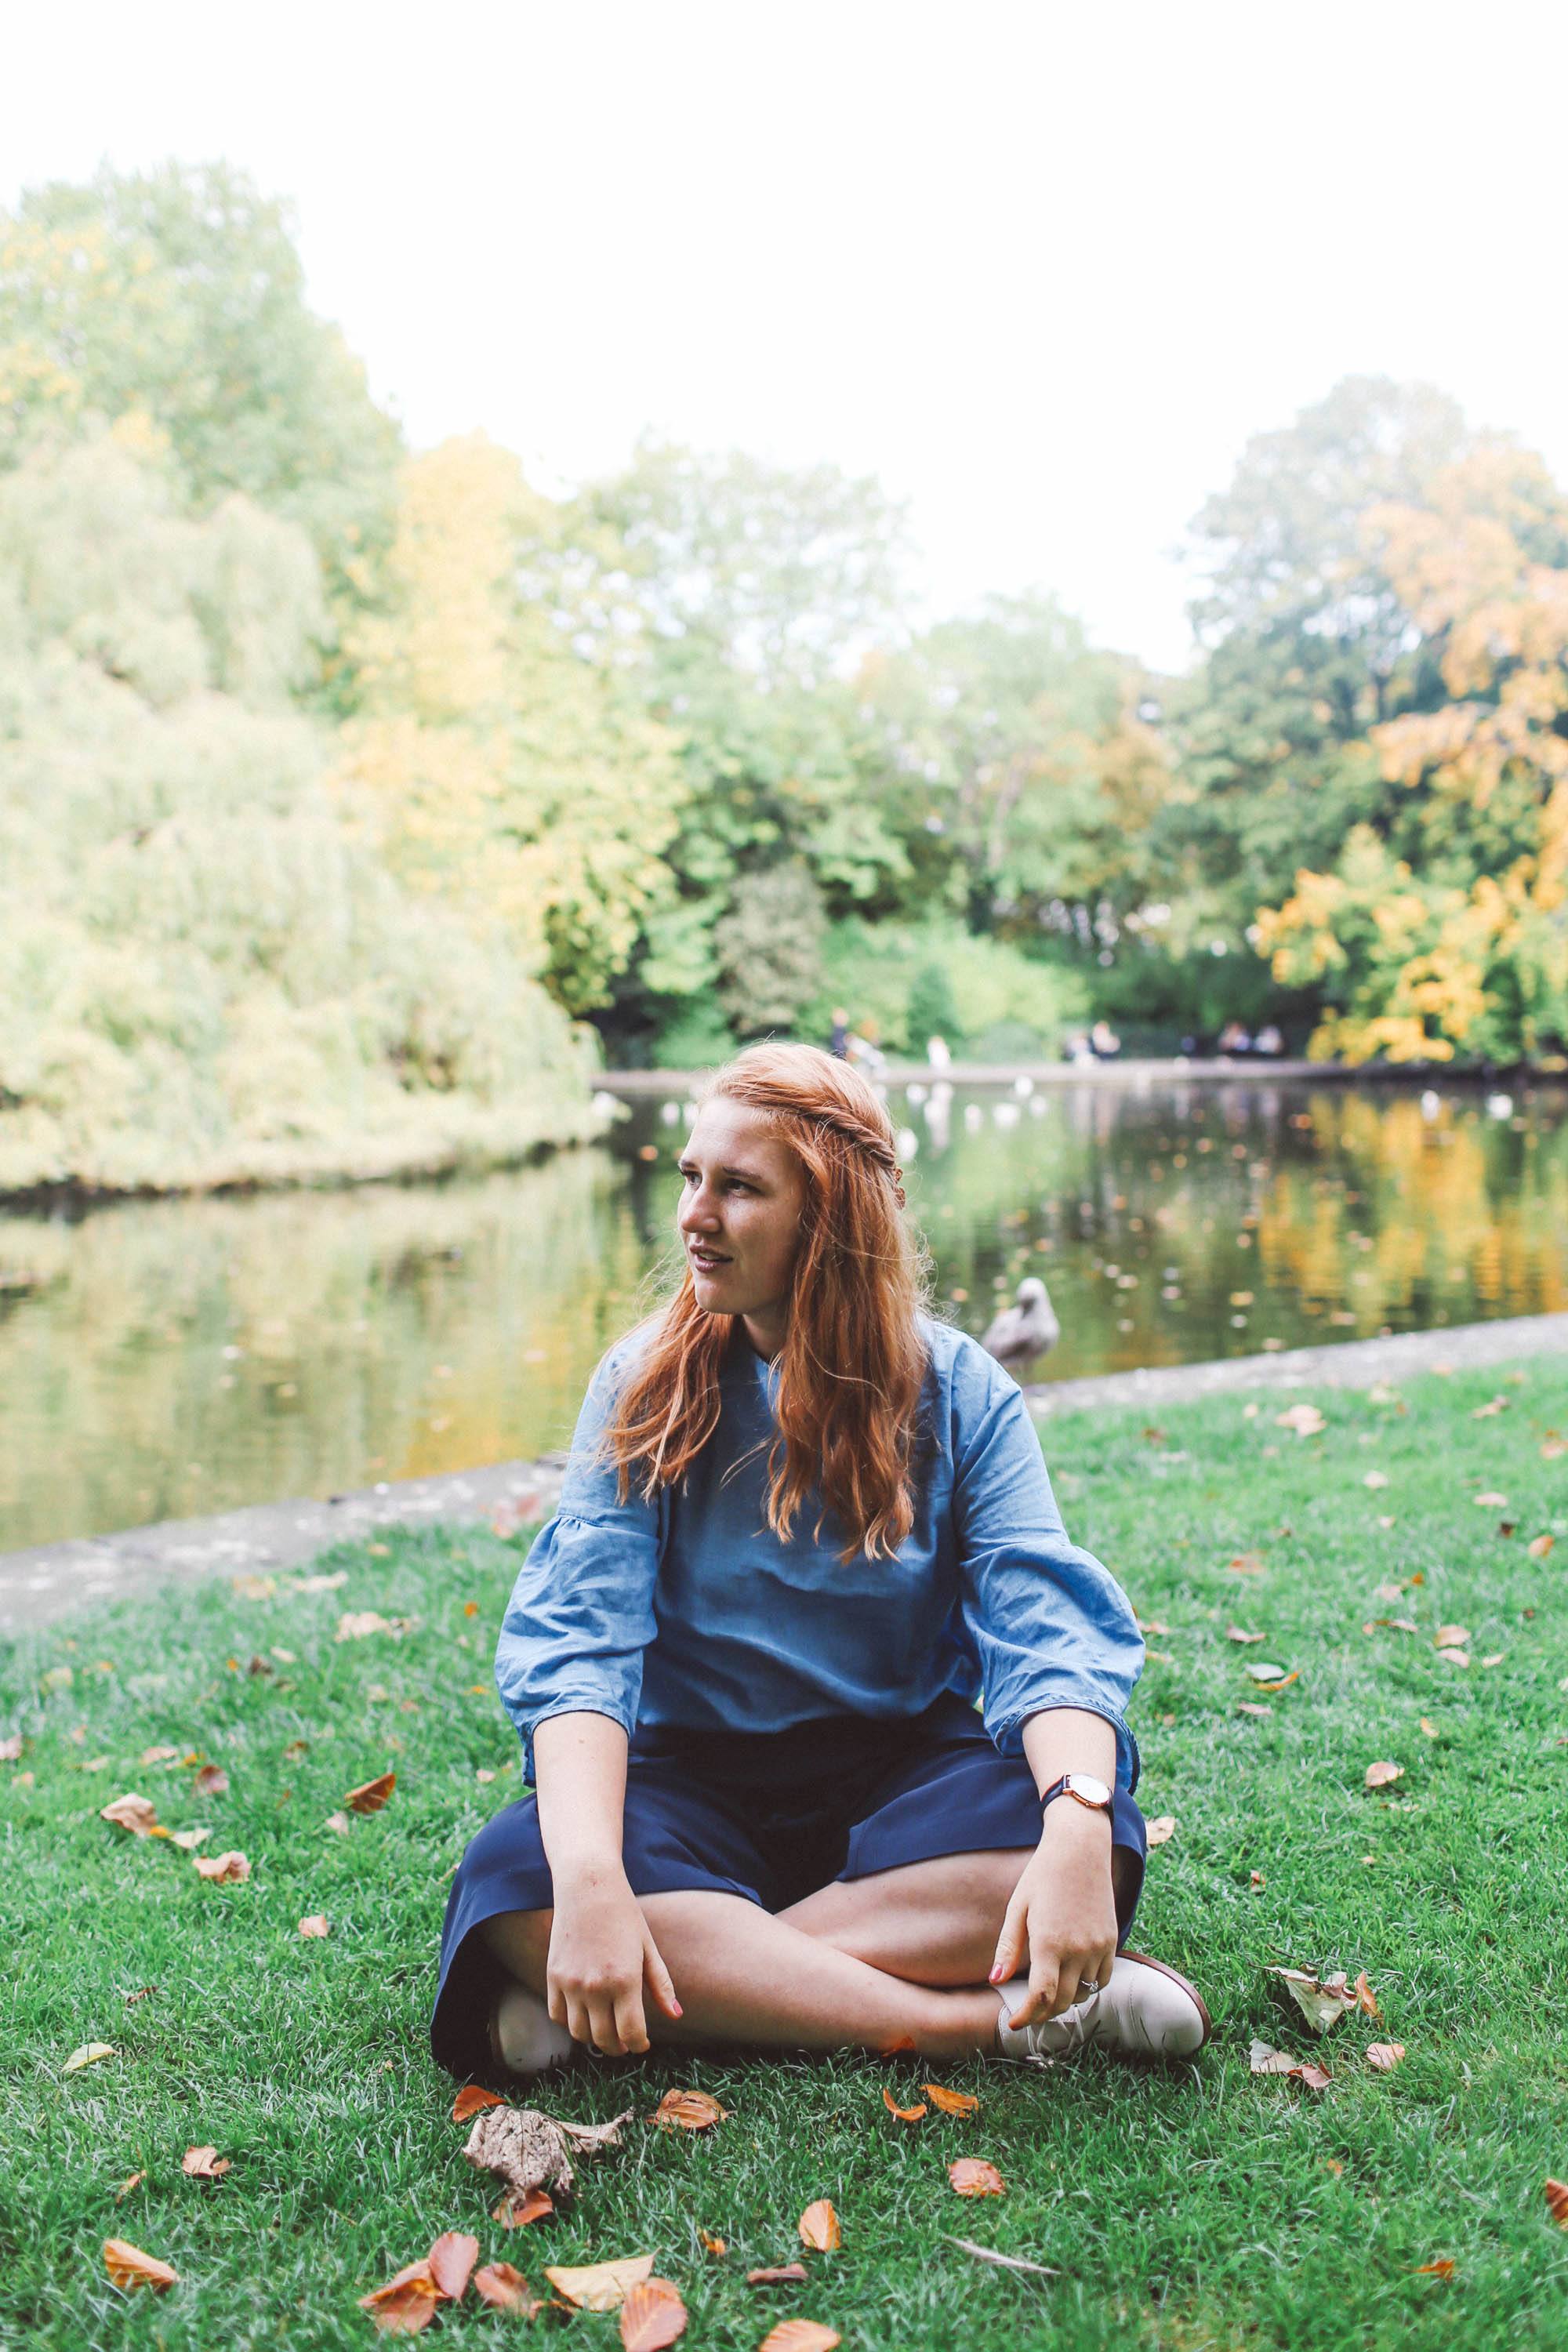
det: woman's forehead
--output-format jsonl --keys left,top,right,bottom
{"left": 684, "top": 1100, "right": 789, "bottom": 1169}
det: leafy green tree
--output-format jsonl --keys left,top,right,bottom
{"left": 713, "top": 863, "right": 826, "bottom": 1036}
{"left": 906, "top": 960, "right": 964, "bottom": 1053}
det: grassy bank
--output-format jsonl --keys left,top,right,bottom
{"left": 3, "top": 1363, "right": 1567, "bottom": 2350}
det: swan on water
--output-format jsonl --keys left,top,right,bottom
{"left": 981, "top": 1276, "right": 1062, "bottom": 1371}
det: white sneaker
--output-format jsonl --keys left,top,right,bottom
{"left": 996, "top": 1952, "right": 1210, "bottom": 2063}
{"left": 488, "top": 1982, "right": 578, "bottom": 2077}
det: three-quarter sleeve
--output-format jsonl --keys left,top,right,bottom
{"left": 494, "top": 1342, "right": 663, "bottom": 1782}
{"left": 952, "top": 1345, "right": 1144, "bottom": 1791}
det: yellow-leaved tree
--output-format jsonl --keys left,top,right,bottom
{"left": 339, "top": 435, "right": 687, "bottom": 1017}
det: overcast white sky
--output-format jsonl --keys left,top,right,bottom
{"left": 6, "top": 1, "right": 1566, "bottom": 671}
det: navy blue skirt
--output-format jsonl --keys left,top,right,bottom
{"left": 431, "top": 1690, "right": 1146, "bottom": 2078}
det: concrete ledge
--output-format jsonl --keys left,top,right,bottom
{"left": 6, "top": 1312, "right": 1567, "bottom": 1636}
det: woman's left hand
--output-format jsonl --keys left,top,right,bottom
{"left": 988, "top": 1805, "right": 1119, "bottom": 2026}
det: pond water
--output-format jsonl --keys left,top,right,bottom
{"left": 4, "top": 1076, "right": 1566, "bottom": 1552}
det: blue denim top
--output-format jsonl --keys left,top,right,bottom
{"left": 495, "top": 1312, "right": 1143, "bottom": 1791}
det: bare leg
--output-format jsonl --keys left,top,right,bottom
{"left": 779, "top": 1845, "right": 1141, "bottom": 1987}
{"left": 481, "top": 1893, "right": 1002, "bottom": 2062}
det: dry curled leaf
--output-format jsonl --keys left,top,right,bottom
{"left": 1272, "top": 1968, "right": 1359, "bottom": 2033}
{"left": 949, "top": 2158, "right": 1007, "bottom": 2197}
{"left": 358, "top": 2258, "right": 441, "bottom": 2333}
{"left": 473, "top": 2260, "right": 544, "bottom": 2314}
{"left": 922, "top": 2082, "right": 980, "bottom": 2117}
{"left": 1415, "top": 2258, "right": 1457, "bottom": 2279}
{"left": 64, "top": 2042, "right": 116, "bottom": 2072}
{"left": 1145, "top": 1815, "right": 1177, "bottom": 1846}
{"left": 1353, "top": 1971, "right": 1381, "bottom": 2019}
{"left": 451, "top": 2083, "right": 505, "bottom": 2125}
{"left": 427, "top": 2232, "right": 479, "bottom": 2301}
{"left": 336, "top": 1611, "right": 413, "bottom": 1642}
{"left": 114, "top": 2172, "right": 146, "bottom": 2201}
{"left": 883, "top": 2088, "right": 927, "bottom": 2122}
{"left": 191, "top": 1763, "right": 229, "bottom": 1798}
{"left": 169, "top": 1828, "right": 209, "bottom": 1851}
{"left": 466, "top": 2106, "right": 578, "bottom": 2201}
{"left": 747, "top": 2263, "right": 808, "bottom": 2285}
{"left": 1364, "top": 1761, "right": 1403, "bottom": 1790}
{"left": 1275, "top": 1403, "right": 1326, "bottom": 1436}
{"left": 553, "top": 2107, "right": 635, "bottom": 2152}
{"left": 945, "top": 2235, "right": 1058, "bottom": 2276}
{"left": 325, "top": 1811, "right": 353, "bottom": 1835}
{"left": 1544, "top": 2179, "right": 1568, "bottom": 2226}
{"left": 103, "top": 2238, "right": 179, "bottom": 2292}
{"left": 344, "top": 1772, "right": 396, "bottom": 1814}
{"left": 757, "top": 2325, "right": 841, "bottom": 2352}
{"left": 652, "top": 2087, "right": 729, "bottom": 2131}
{"left": 493, "top": 2186, "right": 554, "bottom": 2228}
{"left": 1237, "top": 1701, "right": 1272, "bottom": 1718}
{"left": 181, "top": 2145, "right": 231, "bottom": 2179}
{"left": 138, "top": 1744, "right": 178, "bottom": 1766}
{"left": 1254, "top": 1669, "right": 1300, "bottom": 1693}
{"left": 699, "top": 2229, "right": 726, "bottom": 2257}
{"left": 1434, "top": 1624, "right": 1472, "bottom": 1650}
{"left": 797, "top": 2198, "right": 842, "bottom": 2250}
{"left": 544, "top": 2254, "right": 655, "bottom": 2311}
{"left": 192, "top": 1850, "right": 250, "bottom": 1882}
{"left": 297, "top": 1914, "right": 331, "bottom": 1940}
{"left": 1366, "top": 2042, "right": 1406, "bottom": 2072}
{"left": 100, "top": 1793, "right": 167, "bottom": 1838}
{"left": 1527, "top": 1534, "right": 1555, "bottom": 1560}
{"left": 1226, "top": 1625, "right": 1267, "bottom": 1643}
{"left": 620, "top": 2278, "right": 688, "bottom": 2350}
{"left": 1250, "top": 2038, "right": 1330, "bottom": 2089}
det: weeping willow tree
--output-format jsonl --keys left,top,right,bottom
{"left": 0, "top": 428, "right": 606, "bottom": 1192}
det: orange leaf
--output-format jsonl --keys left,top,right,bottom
{"left": 948, "top": 2158, "right": 1006, "bottom": 2197}
{"left": 699, "top": 2229, "right": 727, "bottom": 2257}
{"left": 757, "top": 2325, "right": 841, "bottom": 2352}
{"left": 451, "top": 2083, "right": 505, "bottom": 2124}
{"left": 473, "top": 2260, "right": 544, "bottom": 2314}
{"left": 1353, "top": 1971, "right": 1381, "bottom": 2019}
{"left": 878, "top": 2031, "right": 918, "bottom": 2056}
{"left": 797, "top": 2198, "right": 842, "bottom": 2250}
{"left": 345, "top": 1770, "right": 397, "bottom": 1814}
{"left": 192, "top": 1763, "right": 229, "bottom": 1798}
{"left": 922, "top": 2082, "right": 980, "bottom": 2117}
{"left": 192, "top": 1850, "right": 250, "bottom": 1882}
{"left": 358, "top": 2259, "right": 442, "bottom": 2332}
{"left": 747, "top": 2263, "right": 809, "bottom": 2285}
{"left": 1527, "top": 1533, "right": 1555, "bottom": 1559}
{"left": 544, "top": 2255, "right": 655, "bottom": 2311}
{"left": 1415, "top": 2259, "right": 1457, "bottom": 2279}
{"left": 882, "top": 2088, "right": 927, "bottom": 2123}
{"left": 1366, "top": 2042, "right": 1406, "bottom": 2071}
{"left": 493, "top": 2186, "right": 554, "bottom": 2228}
{"left": 114, "top": 2172, "right": 145, "bottom": 2202}
{"left": 1254, "top": 1670, "right": 1300, "bottom": 1693}
{"left": 298, "top": 1915, "right": 330, "bottom": 1940}
{"left": 427, "top": 2231, "right": 479, "bottom": 2300}
{"left": 1544, "top": 2179, "right": 1568, "bottom": 2226}
{"left": 180, "top": 2145, "right": 231, "bottom": 2179}
{"left": 652, "top": 2087, "right": 729, "bottom": 2131}
{"left": 100, "top": 1793, "right": 164, "bottom": 1838}
{"left": 619, "top": 2278, "right": 688, "bottom": 2350}
{"left": 103, "top": 2237, "right": 179, "bottom": 2292}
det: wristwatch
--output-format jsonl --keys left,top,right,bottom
{"left": 1040, "top": 1771, "right": 1112, "bottom": 1817}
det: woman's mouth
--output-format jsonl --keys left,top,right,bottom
{"left": 689, "top": 1249, "right": 730, "bottom": 1272}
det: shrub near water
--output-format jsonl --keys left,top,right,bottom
{"left": 3, "top": 1362, "right": 1568, "bottom": 2347}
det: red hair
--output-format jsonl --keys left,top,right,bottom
{"left": 597, "top": 1042, "right": 935, "bottom": 1563}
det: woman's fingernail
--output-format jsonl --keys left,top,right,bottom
{"left": 671, "top": 2002, "right": 683, "bottom": 2016}
{"left": 988, "top": 1964, "right": 1004, "bottom": 1984}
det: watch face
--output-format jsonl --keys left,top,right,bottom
{"left": 1066, "top": 1773, "right": 1112, "bottom": 1809}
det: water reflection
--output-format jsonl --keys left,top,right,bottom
{"left": 3, "top": 1080, "right": 1565, "bottom": 1550}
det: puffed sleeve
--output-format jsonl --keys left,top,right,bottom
{"left": 951, "top": 1339, "right": 1144, "bottom": 1791}
{"left": 494, "top": 1338, "right": 663, "bottom": 1782}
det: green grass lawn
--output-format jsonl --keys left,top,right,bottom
{"left": 4, "top": 1360, "right": 1568, "bottom": 2351}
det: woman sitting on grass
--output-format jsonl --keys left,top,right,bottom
{"left": 431, "top": 1044, "right": 1209, "bottom": 2080}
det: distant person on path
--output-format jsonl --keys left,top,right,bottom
{"left": 1253, "top": 1023, "right": 1283, "bottom": 1057}
{"left": 1090, "top": 1020, "right": 1121, "bottom": 1060}
{"left": 845, "top": 1017, "right": 887, "bottom": 1077}
{"left": 432, "top": 1044, "right": 1207, "bottom": 2084}
{"left": 828, "top": 1007, "right": 851, "bottom": 1059}
{"left": 1218, "top": 1022, "right": 1250, "bottom": 1055}
{"left": 926, "top": 1033, "right": 953, "bottom": 1070}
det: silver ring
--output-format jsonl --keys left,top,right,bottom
{"left": 1080, "top": 1978, "right": 1099, "bottom": 1994}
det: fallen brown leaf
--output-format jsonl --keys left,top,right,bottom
{"left": 325, "top": 1810, "right": 353, "bottom": 1835}
{"left": 427, "top": 2232, "right": 479, "bottom": 2300}
{"left": 1415, "top": 2259, "right": 1456, "bottom": 2279}
{"left": 100, "top": 1793, "right": 167, "bottom": 1838}
{"left": 103, "top": 2238, "right": 179, "bottom": 2292}
{"left": 883, "top": 2088, "right": 927, "bottom": 2123}
{"left": 114, "top": 2172, "right": 146, "bottom": 2201}
{"left": 1436, "top": 1649, "right": 1471, "bottom": 1669}
{"left": 1254, "top": 1670, "right": 1300, "bottom": 1693}
{"left": 1544, "top": 2179, "right": 1568, "bottom": 2226}
{"left": 652, "top": 2088, "right": 729, "bottom": 2131}
{"left": 169, "top": 1828, "right": 209, "bottom": 1851}
{"left": 1366, "top": 2042, "right": 1406, "bottom": 2072}
{"left": 451, "top": 2083, "right": 505, "bottom": 2125}
{"left": 1473, "top": 1492, "right": 1507, "bottom": 1508}
{"left": 746, "top": 2264, "right": 809, "bottom": 2285}
{"left": 463, "top": 2103, "right": 629, "bottom": 2205}
{"left": 191, "top": 1763, "right": 229, "bottom": 1798}
{"left": 552, "top": 2107, "right": 636, "bottom": 2152}
{"left": 544, "top": 2255, "right": 656, "bottom": 2311}
{"left": 922, "top": 2082, "right": 980, "bottom": 2117}
{"left": 283, "top": 1738, "right": 310, "bottom": 1760}
{"left": 1272, "top": 1968, "right": 1359, "bottom": 2033}
{"left": 1527, "top": 1534, "right": 1555, "bottom": 1560}
{"left": 180, "top": 2145, "right": 231, "bottom": 2180}
{"left": 797, "top": 2198, "right": 842, "bottom": 2250}
{"left": 1237, "top": 1701, "right": 1272, "bottom": 1718}
{"left": 336, "top": 1611, "right": 414, "bottom": 1642}
{"left": 1353, "top": 1971, "right": 1380, "bottom": 2019}
{"left": 1420, "top": 1717, "right": 1441, "bottom": 1739}
{"left": 949, "top": 2158, "right": 1006, "bottom": 2197}
{"left": 1275, "top": 1403, "right": 1326, "bottom": 1436}
{"left": 344, "top": 1771, "right": 396, "bottom": 1814}
{"left": 492, "top": 2186, "right": 554, "bottom": 2228}
{"left": 944, "top": 2236, "right": 1058, "bottom": 2276}
{"left": 473, "top": 2261, "right": 544, "bottom": 2314}
{"left": 64, "top": 2042, "right": 116, "bottom": 2071}
{"left": 757, "top": 2325, "right": 841, "bottom": 2352}
{"left": 1364, "top": 1762, "right": 1403, "bottom": 1790}
{"left": 699, "top": 2230, "right": 726, "bottom": 2257}
{"left": 138, "top": 1744, "right": 178, "bottom": 1766}
{"left": 1228, "top": 1552, "right": 1266, "bottom": 1574}
{"left": 620, "top": 2277, "right": 688, "bottom": 2350}
{"left": 0, "top": 1733, "right": 23, "bottom": 1762}
{"left": 358, "top": 2257, "right": 442, "bottom": 2333}
{"left": 1145, "top": 1815, "right": 1177, "bottom": 1846}
{"left": 1226, "top": 1625, "right": 1267, "bottom": 1643}
{"left": 192, "top": 1850, "right": 250, "bottom": 1882}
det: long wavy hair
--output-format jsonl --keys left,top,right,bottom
{"left": 597, "top": 1043, "right": 936, "bottom": 1563}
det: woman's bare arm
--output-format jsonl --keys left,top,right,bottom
{"left": 532, "top": 1711, "right": 681, "bottom": 2053}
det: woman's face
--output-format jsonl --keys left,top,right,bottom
{"left": 677, "top": 1100, "right": 808, "bottom": 1348}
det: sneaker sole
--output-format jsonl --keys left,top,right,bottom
{"left": 1120, "top": 1950, "right": 1212, "bottom": 2049}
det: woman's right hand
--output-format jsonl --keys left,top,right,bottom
{"left": 545, "top": 1863, "right": 682, "bottom": 2056}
